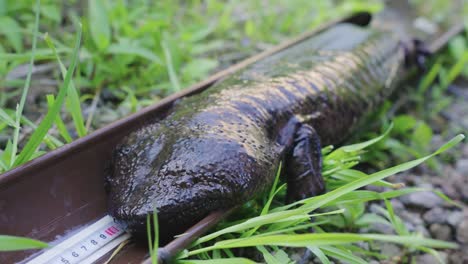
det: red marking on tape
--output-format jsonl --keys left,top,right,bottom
{"left": 104, "top": 226, "right": 120, "bottom": 236}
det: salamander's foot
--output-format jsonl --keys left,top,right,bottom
{"left": 415, "top": 39, "right": 432, "bottom": 71}
{"left": 403, "top": 39, "right": 432, "bottom": 71}
{"left": 285, "top": 124, "right": 325, "bottom": 203}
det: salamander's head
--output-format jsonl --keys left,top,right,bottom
{"left": 106, "top": 123, "right": 262, "bottom": 241}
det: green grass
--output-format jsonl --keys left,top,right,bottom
{"left": 0, "top": 0, "right": 86, "bottom": 170}
{"left": 0, "top": 235, "right": 48, "bottom": 252}
{"left": 147, "top": 210, "right": 160, "bottom": 264}
{"left": 8, "top": 0, "right": 41, "bottom": 169}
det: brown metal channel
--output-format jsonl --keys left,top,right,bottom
{"left": 0, "top": 13, "right": 372, "bottom": 264}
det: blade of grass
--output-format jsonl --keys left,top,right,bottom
{"left": 354, "top": 213, "right": 390, "bottom": 227}
{"left": 322, "top": 187, "right": 429, "bottom": 206}
{"left": 330, "top": 169, "right": 396, "bottom": 188}
{"left": 44, "top": 34, "right": 87, "bottom": 137}
{"left": 177, "top": 258, "right": 257, "bottom": 264}
{"left": 107, "top": 43, "right": 163, "bottom": 64}
{"left": 0, "top": 108, "right": 16, "bottom": 127}
{"left": 20, "top": 116, "right": 64, "bottom": 148}
{"left": 433, "top": 189, "right": 463, "bottom": 208}
{"left": 0, "top": 159, "right": 7, "bottom": 171}
{"left": 46, "top": 95, "right": 72, "bottom": 143}
{"left": 417, "top": 61, "right": 441, "bottom": 95}
{"left": 258, "top": 220, "right": 328, "bottom": 237}
{"left": 308, "top": 246, "right": 331, "bottom": 264}
{"left": 85, "top": 87, "right": 102, "bottom": 130}
{"left": 1, "top": 140, "right": 13, "bottom": 170}
{"left": 13, "top": 23, "right": 82, "bottom": 166}
{"left": 443, "top": 50, "right": 468, "bottom": 88}
{"left": 161, "top": 39, "right": 181, "bottom": 92}
{"left": 266, "top": 209, "right": 344, "bottom": 233}
{"left": 103, "top": 239, "right": 130, "bottom": 264}
{"left": 10, "top": 0, "right": 41, "bottom": 167}
{"left": 384, "top": 199, "right": 408, "bottom": 236}
{"left": 0, "top": 48, "right": 70, "bottom": 61}
{"left": 333, "top": 123, "right": 393, "bottom": 154}
{"left": 152, "top": 210, "right": 159, "bottom": 264}
{"left": 188, "top": 233, "right": 456, "bottom": 256}
{"left": 146, "top": 215, "right": 156, "bottom": 264}
{"left": 319, "top": 245, "right": 367, "bottom": 264}
{"left": 243, "top": 163, "right": 283, "bottom": 237}
{"left": 341, "top": 244, "right": 387, "bottom": 259}
{"left": 0, "top": 235, "right": 48, "bottom": 251}
{"left": 257, "top": 246, "right": 281, "bottom": 264}
{"left": 418, "top": 247, "right": 445, "bottom": 264}
{"left": 88, "top": 0, "right": 110, "bottom": 51}
{"left": 146, "top": 214, "right": 154, "bottom": 264}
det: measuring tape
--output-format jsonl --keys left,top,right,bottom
{"left": 26, "top": 215, "right": 130, "bottom": 264}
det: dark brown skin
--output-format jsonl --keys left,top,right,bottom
{"left": 107, "top": 23, "right": 405, "bottom": 241}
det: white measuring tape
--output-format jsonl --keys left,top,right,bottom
{"left": 26, "top": 215, "right": 130, "bottom": 264}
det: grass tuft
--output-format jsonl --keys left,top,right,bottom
{"left": 9, "top": 0, "right": 41, "bottom": 168}
{"left": 13, "top": 23, "right": 82, "bottom": 166}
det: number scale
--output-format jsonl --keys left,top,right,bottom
{"left": 27, "top": 215, "right": 130, "bottom": 264}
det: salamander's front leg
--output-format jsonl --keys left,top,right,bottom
{"left": 285, "top": 124, "right": 325, "bottom": 202}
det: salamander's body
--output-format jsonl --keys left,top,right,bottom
{"left": 107, "top": 24, "right": 405, "bottom": 239}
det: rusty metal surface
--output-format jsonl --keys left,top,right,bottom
{"left": 0, "top": 13, "right": 371, "bottom": 264}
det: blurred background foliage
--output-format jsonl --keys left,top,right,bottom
{"left": 0, "top": 0, "right": 381, "bottom": 121}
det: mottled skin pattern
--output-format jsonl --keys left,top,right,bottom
{"left": 107, "top": 24, "right": 405, "bottom": 240}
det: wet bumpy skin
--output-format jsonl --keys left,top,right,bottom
{"left": 107, "top": 23, "right": 406, "bottom": 240}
